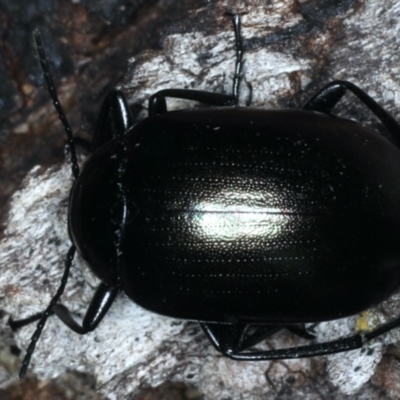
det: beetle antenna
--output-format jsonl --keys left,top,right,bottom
{"left": 229, "top": 14, "right": 244, "bottom": 104}
{"left": 33, "top": 30, "right": 80, "bottom": 179}
{"left": 18, "top": 245, "right": 76, "bottom": 379}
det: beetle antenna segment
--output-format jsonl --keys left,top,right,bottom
{"left": 33, "top": 30, "right": 80, "bottom": 179}
{"left": 230, "top": 14, "right": 244, "bottom": 104}
{"left": 18, "top": 245, "right": 76, "bottom": 379}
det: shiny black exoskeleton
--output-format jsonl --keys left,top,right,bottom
{"left": 11, "top": 15, "right": 400, "bottom": 378}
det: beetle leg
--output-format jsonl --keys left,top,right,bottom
{"left": 13, "top": 282, "right": 117, "bottom": 379}
{"left": 304, "top": 80, "right": 400, "bottom": 146}
{"left": 236, "top": 325, "right": 282, "bottom": 351}
{"left": 200, "top": 323, "right": 282, "bottom": 353}
{"left": 91, "top": 90, "right": 134, "bottom": 151}
{"left": 237, "top": 325, "right": 315, "bottom": 351}
{"left": 15, "top": 245, "right": 76, "bottom": 379}
{"left": 201, "top": 321, "right": 361, "bottom": 360}
{"left": 286, "top": 324, "right": 316, "bottom": 340}
{"left": 50, "top": 283, "right": 118, "bottom": 334}
{"left": 9, "top": 313, "right": 44, "bottom": 331}
{"left": 220, "top": 335, "right": 363, "bottom": 361}
{"left": 200, "top": 323, "right": 315, "bottom": 354}
{"left": 202, "top": 313, "right": 400, "bottom": 361}
{"left": 200, "top": 322, "right": 244, "bottom": 353}
{"left": 148, "top": 14, "right": 244, "bottom": 115}
{"left": 8, "top": 283, "right": 117, "bottom": 335}
{"left": 148, "top": 89, "right": 237, "bottom": 115}
{"left": 303, "top": 83, "right": 347, "bottom": 113}
{"left": 13, "top": 245, "right": 117, "bottom": 379}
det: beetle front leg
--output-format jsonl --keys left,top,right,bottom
{"left": 51, "top": 283, "right": 118, "bottom": 334}
{"left": 10, "top": 283, "right": 117, "bottom": 379}
{"left": 9, "top": 283, "right": 117, "bottom": 334}
{"left": 9, "top": 244, "right": 118, "bottom": 379}
{"left": 304, "top": 80, "right": 400, "bottom": 146}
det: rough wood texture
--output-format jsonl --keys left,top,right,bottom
{"left": 2, "top": 0, "right": 400, "bottom": 399}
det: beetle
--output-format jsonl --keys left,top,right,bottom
{"left": 9, "top": 14, "right": 400, "bottom": 379}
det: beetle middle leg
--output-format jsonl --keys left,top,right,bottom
{"left": 303, "top": 80, "right": 400, "bottom": 146}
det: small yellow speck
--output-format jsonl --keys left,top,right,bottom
{"left": 355, "top": 311, "right": 371, "bottom": 333}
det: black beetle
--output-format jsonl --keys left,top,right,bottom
{"left": 10, "top": 14, "right": 400, "bottom": 379}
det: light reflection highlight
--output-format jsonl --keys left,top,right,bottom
{"left": 191, "top": 190, "right": 289, "bottom": 241}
